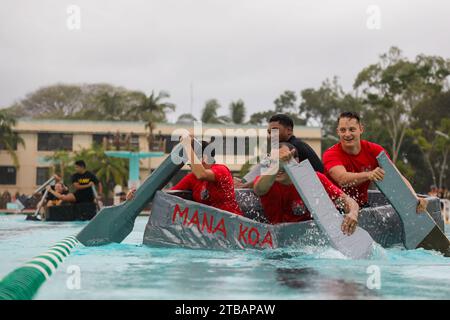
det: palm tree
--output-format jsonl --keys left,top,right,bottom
{"left": 176, "top": 113, "right": 198, "bottom": 124}
{"left": 133, "top": 91, "right": 175, "bottom": 150}
{"left": 0, "top": 111, "right": 25, "bottom": 168}
{"left": 45, "top": 150, "right": 73, "bottom": 182}
{"left": 201, "top": 99, "right": 221, "bottom": 124}
{"left": 230, "top": 99, "right": 246, "bottom": 124}
{"left": 200, "top": 99, "right": 232, "bottom": 124}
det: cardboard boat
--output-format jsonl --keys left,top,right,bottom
{"left": 43, "top": 203, "right": 97, "bottom": 221}
{"left": 143, "top": 189, "right": 444, "bottom": 250}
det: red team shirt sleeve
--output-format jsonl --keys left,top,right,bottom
{"left": 322, "top": 148, "right": 344, "bottom": 173}
{"left": 317, "top": 172, "right": 343, "bottom": 201}
{"left": 210, "top": 164, "right": 228, "bottom": 182}
{"left": 170, "top": 173, "right": 195, "bottom": 190}
{"left": 370, "top": 142, "right": 391, "bottom": 160}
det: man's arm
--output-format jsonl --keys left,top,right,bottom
{"left": 254, "top": 148, "right": 295, "bottom": 196}
{"left": 253, "top": 169, "right": 277, "bottom": 196}
{"left": 328, "top": 165, "right": 385, "bottom": 188}
{"left": 295, "top": 140, "right": 324, "bottom": 173}
{"left": 399, "top": 173, "right": 428, "bottom": 213}
{"left": 46, "top": 186, "right": 76, "bottom": 202}
{"left": 73, "top": 181, "right": 94, "bottom": 190}
{"left": 335, "top": 194, "right": 360, "bottom": 235}
{"left": 97, "top": 181, "right": 103, "bottom": 195}
{"left": 181, "top": 135, "right": 216, "bottom": 182}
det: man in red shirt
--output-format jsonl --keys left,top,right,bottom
{"left": 127, "top": 135, "right": 242, "bottom": 215}
{"left": 323, "top": 111, "right": 427, "bottom": 211}
{"left": 253, "top": 143, "right": 360, "bottom": 235}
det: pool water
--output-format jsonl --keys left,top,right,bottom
{"left": 1, "top": 214, "right": 450, "bottom": 300}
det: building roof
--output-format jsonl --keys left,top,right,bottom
{"left": 13, "top": 118, "right": 322, "bottom": 138}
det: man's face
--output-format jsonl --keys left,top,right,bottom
{"left": 274, "top": 146, "right": 294, "bottom": 184}
{"left": 55, "top": 183, "right": 64, "bottom": 193}
{"left": 268, "top": 122, "right": 292, "bottom": 142}
{"left": 75, "top": 165, "right": 85, "bottom": 174}
{"left": 336, "top": 117, "right": 363, "bottom": 149}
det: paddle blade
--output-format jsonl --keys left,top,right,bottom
{"left": 76, "top": 203, "right": 132, "bottom": 246}
{"left": 375, "top": 151, "right": 450, "bottom": 255}
{"left": 25, "top": 215, "right": 41, "bottom": 221}
{"left": 76, "top": 144, "right": 185, "bottom": 246}
{"left": 284, "top": 160, "right": 375, "bottom": 259}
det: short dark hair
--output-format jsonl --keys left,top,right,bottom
{"left": 279, "top": 142, "right": 299, "bottom": 159}
{"left": 269, "top": 114, "right": 294, "bottom": 129}
{"left": 74, "top": 160, "right": 86, "bottom": 168}
{"left": 337, "top": 111, "right": 361, "bottom": 125}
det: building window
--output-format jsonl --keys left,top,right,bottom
{"left": 130, "top": 135, "right": 140, "bottom": 149}
{"left": 210, "top": 136, "right": 252, "bottom": 156}
{"left": 163, "top": 135, "right": 179, "bottom": 154}
{"left": 162, "top": 135, "right": 253, "bottom": 156}
{"left": 38, "top": 133, "right": 73, "bottom": 151}
{"left": 36, "top": 167, "right": 51, "bottom": 186}
{"left": 0, "top": 166, "right": 16, "bottom": 185}
{"left": 93, "top": 133, "right": 139, "bottom": 150}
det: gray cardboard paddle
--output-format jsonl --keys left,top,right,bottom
{"left": 76, "top": 143, "right": 186, "bottom": 246}
{"left": 242, "top": 163, "right": 261, "bottom": 184}
{"left": 375, "top": 151, "right": 450, "bottom": 256}
{"left": 283, "top": 159, "right": 375, "bottom": 259}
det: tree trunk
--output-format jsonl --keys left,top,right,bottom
{"left": 438, "top": 148, "right": 449, "bottom": 189}
{"left": 424, "top": 151, "right": 437, "bottom": 187}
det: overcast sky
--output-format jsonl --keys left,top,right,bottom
{"left": 1, "top": 0, "right": 449, "bottom": 122}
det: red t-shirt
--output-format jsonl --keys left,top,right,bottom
{"left": 171, "top": 164, "right": 243, "bottom": 215}
{"left": 254, "top": 172, "right": 343, "bottom": 224}
{"left": 322, "top": 140, "right": 389, "bottom": 206}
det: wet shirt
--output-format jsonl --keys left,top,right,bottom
{"left": 287, "top": 135, "right": 324, "bottom": 173}
{"left": 171, "top": 164, "right": 243, "bottom": 215}
{"left": 71, "top": 171, "right": 99, "bottom": 203}
{"left": 323, "top": 140, "right": 389, "bottom": 206}
{"left": 254, "top": 172, "right": 343, "bottom": 224}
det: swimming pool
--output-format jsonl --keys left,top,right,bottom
{"left": 1, "top": 214, "right": 449, "bottom": 299}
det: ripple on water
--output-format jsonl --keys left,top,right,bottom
{"left": 1, "top": 215, "right": 449, "bottom": 299}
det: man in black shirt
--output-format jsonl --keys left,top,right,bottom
{"left": 267, "top": 114, "right": 324, "bottom": 173}
{"left": 70, "top": 160, "right": 102, "bottom": 203}
{"left": 235, "top": 114, "right": 324, "bottom": 188}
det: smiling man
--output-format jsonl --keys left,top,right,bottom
{"left": 323, "top": 111, "right": 427, "bottom": 212}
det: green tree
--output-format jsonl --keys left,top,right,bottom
{"left": 274, "top": 90, "right": 297, "bottom": 113}
{"left": 230, "top": 99, "right": 246, "bottom": 124}
{"left": 92, "top": 92, "right": 126, "bottom": 121}
{"left": 409, "top": 91, "right": 450, "bottom": 190}
{"left": 0, "top": 111, "right": 25, "bottom": 167}
{"left": 248, "top": 110, "right": 275, "bottom": 125}
{"left": 6, "top": 83, "right": 146, "bottom": 121}
{"left": 354, "top": 47, "right": 450, "bottom": 163}
{"left": 176, "top": 113, "right": 198, "bottom": 124}
{"left": 45, "top": 150, "right": 73, "bottom": 183}
{"left": 201, "top": 99, "right": 223, "bottom": 124}
{"left": 133, "top": 90, "right": 175, "bottom": 149}
{"left": 299, "top": 77, "right": 363, "bottom": 151}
